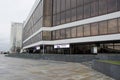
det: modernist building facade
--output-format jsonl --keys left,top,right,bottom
{"left": 23, "top": 0, "right": 120, "bottom": 54}
{"left": 10, "top": 23, "right": 23, "bottom": 53}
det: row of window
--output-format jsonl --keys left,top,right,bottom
{"left": 25, "top": 43, "right": 120, "bottom": 54}
{"left": 43, "top": 0, "right": 53, "bottom": 27}
{"left": 23, "top": 32, "right": 42, "bottom": 47}
{"left": 23, "top": 0, "right": 120, "bottom": 46}
{"left": 53, "top": 0, "right": 120, "bottom": 26}
{"left": 105, "top": 43, "right": 120, "bottom": 51}
{"left": 23, "top": 1, "right": 43, "bottom": 41}
{"left": 52, "top": 18, "right": 120, "bottom": 40}
{"left": 23, "top": 18, "right": 43, "bottom": 41}
{"left": 23, "top": 0, "right": 53, "bottom": 41}
{"left": 24, "top": 17, "right": 120, "bottom": 47}
{"left": 23, "top": 0, "right": 120, "bottom": 41}
{"left": 23, "top": 31, "right": 52, "bottom": 47}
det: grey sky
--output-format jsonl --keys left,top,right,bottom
{"left": 0, "top": 0, "right": 36, "bottom": 51}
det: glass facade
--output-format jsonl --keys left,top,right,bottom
{"left": 91, "top": 23, "right": 98, "bottom": 36}
{"left": 43, "top": 0, "right": 53, "bottom": 27}
{"left": 23, "top": 0, "right": 43, "bottom": 42}
{"left": 23, "top": 0, "right": 120, "bottom": 54}
{"left": 23, "top": 32, "right": 42, "bottom": 47}
{"left": 53, "top": 0, "right": 120, "bottom": 26}
{"left": 23, "top": 0, "right": 53, "bottom": 47}
{"left": 52, "top": 18, "right": 120, "bottom": 40}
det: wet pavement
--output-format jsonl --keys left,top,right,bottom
{"left": 0, "top": 55, "right": 114, "bottom": 80}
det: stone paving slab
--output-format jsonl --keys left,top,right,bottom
{"left": 0, "top": 55, "right": 114, "bottom": 80}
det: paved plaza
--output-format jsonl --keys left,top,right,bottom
{"left": 0, "top": 55, "right": 114, "bottom": 80}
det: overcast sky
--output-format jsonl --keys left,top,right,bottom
{"left": 0, "top": 0, "right": 36, "bottom": 51}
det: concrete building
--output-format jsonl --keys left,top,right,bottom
{"left": 10, "top": 23, "right": 23, "bottom": 53}
{"left": 23, "top": 0, "right": 120, "bottom": 54}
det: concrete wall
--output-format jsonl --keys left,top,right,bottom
{"left": 6, "top": 53, "right": 120, "bottom": 62}
{"left": 6, "top": 54, "right": 96, "bottom": 62}
{"left": 92, "top": 60, "right": 120, "bottom": 80}
{"left": 96, "top": 54, "right": 120, "bottom": 60}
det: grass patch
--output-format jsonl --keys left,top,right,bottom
{"left": 98, "top": 60, "right": 120, "bottom": 65}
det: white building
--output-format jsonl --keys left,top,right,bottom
{"left": 10, "top": 23, "right": 23, "bottom": 53}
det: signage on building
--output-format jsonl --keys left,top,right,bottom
{"left": 36, "top": 46, "right": 40, "bottom": 50}
{"left": 54, "top": 44, "right": 70, "bottom": 49}
{"left": 93, "top": 47, "right": 97, "bottom": 54}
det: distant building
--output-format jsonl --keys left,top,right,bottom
{"left": 10, "top": 23, "right": 23, "bottom": 53}
{"left": 22, "top": 0, "right": 120, "bottom": 54}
